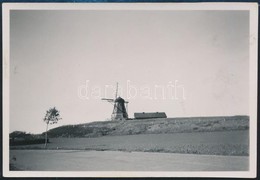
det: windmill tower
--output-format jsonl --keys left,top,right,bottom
{"left": 101, "top": 83, "right": 129, "bottom": 121}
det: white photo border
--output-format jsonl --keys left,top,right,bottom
{"left": 2, "top": 2, "right": 258, "bottom": 178}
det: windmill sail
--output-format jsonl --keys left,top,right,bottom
{"left": 115, "top": 82, "right": 118, "bottom": 99}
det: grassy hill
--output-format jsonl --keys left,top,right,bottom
{"left": 11, "top": 116, "right": 249, "bottom": 156}
{"left": 45, "top": 115, "right": 249, "bottom": 138}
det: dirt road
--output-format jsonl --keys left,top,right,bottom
{"left": 10, "top": 150, "right": 248, "bottom": 171}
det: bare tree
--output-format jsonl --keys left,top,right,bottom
{"left": 43, "top": 107, "right": 61, "bottom": 148}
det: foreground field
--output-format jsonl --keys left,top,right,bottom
{"left": 10, "top": 150, "right": 249, "bottom": 171}
{"left": 11, "top": 130, "right": 249, "bottom": 156}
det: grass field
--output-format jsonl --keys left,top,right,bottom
{"left": 11, "top": 130, "right": 249, "bottom": 156}
{"left": 44, "top": 116, "right": 249, "bottom": 138}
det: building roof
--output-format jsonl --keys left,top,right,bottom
{"left": 115, "top": 96, "right": 125, "bottom": 103}
{"left": 134, "top": 112, "right": 167, "bottom": 119}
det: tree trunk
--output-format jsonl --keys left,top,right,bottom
{"left": 44, "top": 122, "right": 49, "bottom": 148}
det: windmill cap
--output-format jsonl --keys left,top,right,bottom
{"left": 115, "top": 96, "right": 125, "bottom": 102}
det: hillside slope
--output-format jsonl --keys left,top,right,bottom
{"left": 46, "top": 115, "right": 249, "bottom": 138}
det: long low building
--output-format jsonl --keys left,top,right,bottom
{"left": 134, "top": 112, "right": 167, "bottom": 119}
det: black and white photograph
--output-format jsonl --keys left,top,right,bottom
{"left": 2, "top": 3, "right": 258, "bottom": 178}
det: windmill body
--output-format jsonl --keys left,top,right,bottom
{"left": 102, "top": 83, "right": 129, "bottom": 121}
{"left": 112, "top": 97, "right": 128, "bottom": 120}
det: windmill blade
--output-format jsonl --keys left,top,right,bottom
{"left": 115, "top": 82, "right": 118, "bottom": 99}
{"left": 101, "top": 98, "right": 114, "bottom": 102}
{"left": 101, "top": 98, "right": 114, "bottom": 100}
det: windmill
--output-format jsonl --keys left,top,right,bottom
{"left": 101, "top": 83, "right": 129, "bottom": 121}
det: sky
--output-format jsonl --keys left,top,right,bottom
{"left": 10, "top": 10, "right": 249, "bottom": 134}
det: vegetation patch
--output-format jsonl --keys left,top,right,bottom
{"left": 10, "top": 131, "right": 47, "bottom": 146}
{"left": 10, "top": 130, "right": 249, "bottom": 156}
{"left": 36, "top": 115, "right": 249, "bottom": 138}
